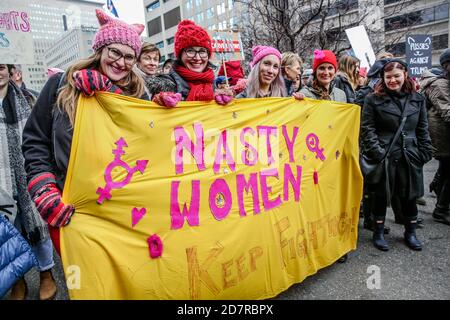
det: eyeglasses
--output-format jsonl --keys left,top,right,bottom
{"left": 184, "top": 48, "right": 209, "bottom": 59}
{"left": 106, "top": 47, "right": 136, "bottom": 66}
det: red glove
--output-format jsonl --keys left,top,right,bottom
{"left": 28, "top": 173, "right": 74, "bottom": 228}
{"left": 73, "top": 69, "right": 123, "bottom": 96}
{"left": 152, "top": 92, "right": 182, "bottom": 108}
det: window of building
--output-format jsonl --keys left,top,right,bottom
{"left": 148, "top": 16, "right": 162, "bottom": 37}
{"left": 146, "top": 1, "right": 160, "bottom": 12}
{"left": 217, "top": 3, "right": 226, "bottom": 15}
{"left": 385, "top": 42, "right": 405, "bottom": 56}
{"left": 186, "top": 0, "right": 193, "bottom": 11}
{"left": 195, "top": 0, "right": 202, "bottom": 7}
{"left": 385, "top": 4, "right": 450, "bottom": 32}
{"left": 164, "top": 6, "right": 181, "bottom": 30}
{"left": 166, "top": 36, "right": 175, "bottom": 45}
{"left": 156, "top": 41, "right": 164, "bottom": 48}
{"left": 160, "top": 55, "right": 166, "bottom": 63}
{"left": 168, "top": 52, "right": 175, "bottom": 59}
{"left": 196, "top": 12, "right": 204, "bottom": 23}
{"left": 206, "top": 7, "right": 214, "bottom": 19}
{"left": 434, "top": 34, "right": 449, "bottom": 50}
{"left": 228, "top": 0, "right": 233, "bottom": 10}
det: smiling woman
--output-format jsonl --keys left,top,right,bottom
{"left": 21, "top": 9, "right": 148, "bottom": 257}
{"left": 145, "top": 19, "right": 233, "bottom": 107}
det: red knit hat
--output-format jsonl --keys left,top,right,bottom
{"left": 312, "top": 50, "right": 337, "bottom": 72}
{"left": 174, "top": 20, "right": 212, "bottom": 58}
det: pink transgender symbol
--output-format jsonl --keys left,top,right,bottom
{"left": 96, "top": 137, "right": 148, "bottom": 204}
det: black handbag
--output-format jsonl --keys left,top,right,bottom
{"left": 360, "top": 115, "right": 407, "bottom": 184}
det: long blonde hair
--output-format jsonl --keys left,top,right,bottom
{"left": 56, "top": 50, "right": 145, "bottom": 125}
{"left": 337, "top": 55, "right": 360, "bottom": 90}
{"left": 246, "top": 60, "right": 286, "bottom": 98}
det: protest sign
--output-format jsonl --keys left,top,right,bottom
{"left": 61, "top": 94, "right": 363, "bottom": 299}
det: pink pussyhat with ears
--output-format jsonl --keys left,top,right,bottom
{"left": 92, "top": 9, "right": 145, "bottom": 57}
{"left": 250, "top": 45, "right": 282, "bottom": 68}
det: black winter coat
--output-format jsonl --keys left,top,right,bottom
{"left": 334, "top": 74, "right": 356, "bottom": 104}
{"left": 22, "top": 73, "right": 72, "bottom": 191}
{"left": 361, "top": 92, "right": 433, "bottom": 200}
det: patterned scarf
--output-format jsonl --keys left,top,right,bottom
{"left": 173, "top": 65, "right": 214, "bottom": 101}
{"left": 0, "top": 81, "right": 49, "bottom": 245}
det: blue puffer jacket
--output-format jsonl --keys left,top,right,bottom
{"left": 0, "top": 215, "right": 37, "bottom": 298}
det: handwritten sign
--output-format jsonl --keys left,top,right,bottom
{"left": 405, "top": 34, "right": 432, "bottom": 77}
{"left": 0, "top": 1, "right": 35, "bottom": 64}
{"left": 61, "top": 94, "right": 363, "bottom": 299}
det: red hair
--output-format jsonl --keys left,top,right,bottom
{"left": 374, "top": 62, "right": 416, "bottom": 96}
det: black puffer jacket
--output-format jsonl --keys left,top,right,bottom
{"left": 361, "top": 91, "right": 433, "bottom": 199}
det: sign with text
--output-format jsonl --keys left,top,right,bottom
{"left": 61, "top": 94, "right": 363, "bottom": 299}
{"left": 0, "top": 1, "right": 35, "bottom": 64}
{"left": 406, "top": 34, "right": 432, "bottom": 77}
{"left": 208, "top": 30, "right": 244, "bottom": 63}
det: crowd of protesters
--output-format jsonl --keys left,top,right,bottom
{"left": 1, "top": 8, "right": 450, "bottom": 299}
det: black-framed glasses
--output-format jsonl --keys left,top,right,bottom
{"left": 106, "top": 47, "right": 136, "bottom": 66}
{"left": 184, "top": 48, "right": 209, "bottom": 59}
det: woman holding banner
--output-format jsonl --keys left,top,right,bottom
{"left": 22, "top": 9, "right": 146, "bottom": 255}
{"left": 361, "top": 58, "right": 432, "bottom": 251}
{"left": 146, "top": 20, "right": 234, "bottom": 107}
{"left": 300, "top": 50, "right": 347, "bottom": 103}
{"left": 236, "top": 46, "right": 304, "bottom": 100}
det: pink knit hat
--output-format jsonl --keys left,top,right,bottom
{"left": 250, "top": 45, "right": 282, "bottom": 68}
{"left": 92, "top": 9, "right": 145, "bottom": 57}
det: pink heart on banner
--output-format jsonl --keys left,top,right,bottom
{"left": 132, "top": 207, "right": 147, "bottom": 228}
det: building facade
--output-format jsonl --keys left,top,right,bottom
{"left": 24, "top": 0, "right": 103, "bottom": 91}
{"left": 44, "top": 26, "right": 98, "bottom": 71}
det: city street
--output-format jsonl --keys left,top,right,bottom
{"left": 5, "top": 160, "right": 449, "bottom": 300}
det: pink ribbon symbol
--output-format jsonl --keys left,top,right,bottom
{"left": 306, "top": 133, "right": 326, "bottom": 161}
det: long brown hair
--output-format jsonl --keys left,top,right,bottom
{"left": 374, "top": 62, "right": 416, "bottom": 96}
{"left": 336, "top": 55, "right": 360, "bottom": 90}
{"left": 56, "top": 50, "right": 145, "bottom": 125}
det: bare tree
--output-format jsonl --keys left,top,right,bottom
{"left": 236, "top": 0, "right": 410, "bottom": 66}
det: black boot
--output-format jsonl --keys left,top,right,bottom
{"left": 433, "top": 180, "right": 450, "bottom": 225}
{"left": 372, "top": 217, "right": 389, "bottom": 251}
{"left": 404, "top": 218, "right": 422, "bottom": 251}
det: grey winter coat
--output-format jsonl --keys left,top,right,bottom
{"left": 361, "top": 92, "right": 433, "bottom": 200}
{"left": 419, "top": 70, "right": 450, "bottom": 158}
{"left": 300, "top": 84, "right": 347, "bottom": 103}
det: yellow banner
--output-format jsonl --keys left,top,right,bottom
{"left": 61, "top": 93, "right": 363, "bottom": 300}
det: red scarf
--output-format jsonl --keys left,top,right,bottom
{"left": 174, "top": 65, "right": 215, "bottom": 101}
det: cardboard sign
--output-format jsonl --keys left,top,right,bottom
{"left": 208, "top": 30, "right": 244, "bottom": 63}
{"left": 345, "top": 26, "right": 376, "bottom": 69}
{"left": 0, "top": 1, "right": 35, "bottom": 64}
{"left": 405, "top": 35, "right": 432, "bottom": 77}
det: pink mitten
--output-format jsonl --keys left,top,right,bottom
{"left": 153, "top": 92, "right": 182, "bottom": 108}
{"left": 214, "top": 88, "right": 233, "bottom": 106}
